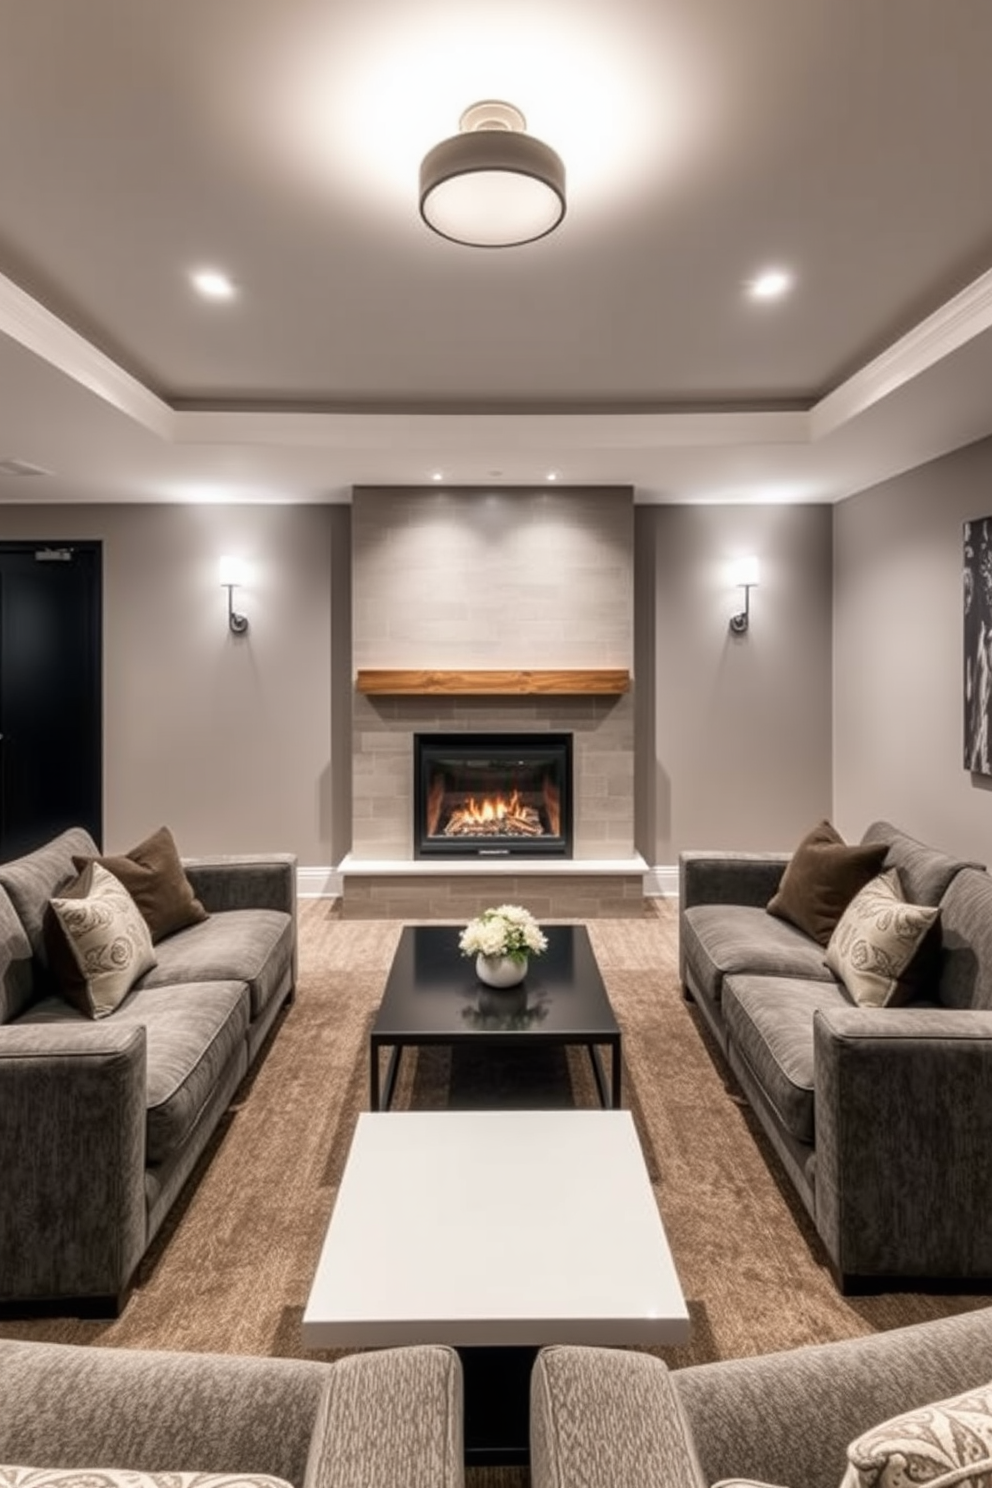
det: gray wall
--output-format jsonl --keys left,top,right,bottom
{"left": 0, "top": 503, "right": 344, "bottom": 865}
{"left": 1, "top": 495, "right": 841, "bottom": 873}
{"left": 833, "top": 432, "right": 992, "bottom": 864}
{"left": 635, "top": 503, "right": 834, "bottom": 864}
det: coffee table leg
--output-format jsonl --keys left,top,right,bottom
{"left": 370, "top": 1040, "right": 404, "bottom": 1111}
{"left": 370, "top": 1039, "right": 380, "bottom": 1111}
{"left": 587, "top": 1041, "right": 622, "bottom": 1108}
{"left": 379, "top": 1044, "right": 403, "bottom": 1111}
{"left": 588, "top": 1044, "right": 609, "bottom": 1108}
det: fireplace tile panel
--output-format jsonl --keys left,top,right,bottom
{"left": 351, "top": 486, "right": 635, "bottom": 869}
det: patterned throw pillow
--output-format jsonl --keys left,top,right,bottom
{"left": 0, "top": 1471, "right": 294, "bottom": 1488}
{"left": 825, "top": 869, "right": 939, "bottom": 1007}
{"left": 43, "top": 862, "right": 156, "bottom": 1018}
{"left": 842, "top": 1382, "right": 992, "bottom": 1488}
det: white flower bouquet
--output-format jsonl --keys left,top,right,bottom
{"left": 458, "top": 903, "right": 548, "bottom": 964}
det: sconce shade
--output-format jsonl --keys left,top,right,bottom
{"left": 420, "top": 103, "right": 566, "bottom": 247}
{"left": 730, "top": 556, "right": 760, "bottom": 589}
{"left": 218, "top": 555, "right": 248, "bottom": 588}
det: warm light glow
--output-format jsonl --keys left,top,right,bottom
{"left": 191, "top": 269, "right": 237, "bottom": 301}
{"left": 218, "top": 555, "right": 249, "bottom": 587}
{"left": 730, "top": 555, "right": 760, "bottom": 588}
{"left": 265, "top": 3, "right": 703, "bottom": 225}
{"left": 748, "top": 268, "right": 792, "bottom": 301}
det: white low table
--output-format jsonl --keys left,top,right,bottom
{"left": 302, "top": 1109, "right": 689, "bottom": 1463}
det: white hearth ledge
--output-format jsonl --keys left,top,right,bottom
{"left": 337, "top": 853, "right": 649, "bottom": 877}
{"left": 298, "top": 858, "right": 678, "bottom": 899}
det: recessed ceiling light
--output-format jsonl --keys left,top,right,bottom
{"left": 546, "top": 470, "right": 559, "bottom": 482}
{"left": 191, "top": 268, "right": 237, "bottom": 300}
{"left": 431, "top": 471, "right": 443, "bottom": 482}
{"left": 748, "top": 268, "right": 792, "bottom": 301}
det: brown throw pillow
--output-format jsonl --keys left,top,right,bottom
{"left": 73, "top": 825, "right": 208, "bottom": 944}
{"left": 767, "top": 820, "right": 888, "bottom": 946}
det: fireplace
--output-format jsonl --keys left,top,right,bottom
{"left": 414, "top": 732, "right": 573, "bottom": 859}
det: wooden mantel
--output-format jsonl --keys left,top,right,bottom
{"left": 355, "top": 668, "right": 631, "bottom": 696}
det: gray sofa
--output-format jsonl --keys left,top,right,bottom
{"left": 0, "top": 1337, "right": 463, "bottom": 1488}
{"left": 530, "top": 1307, "right": 992, "bottom": 1488}
{"left": 0, "top": 827, "right": 297, "bottom": 1314}
{"left": 679, "top": 820, "right": 992, "bottom": 1290}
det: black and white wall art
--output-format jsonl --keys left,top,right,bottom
{"left": 964, "top": 516, "right": 992, "bottom": 775}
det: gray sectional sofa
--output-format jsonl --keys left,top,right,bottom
{"left": 0, "top": 827, "right": 297, "bottom": 1314}
{"left": 530, "top": 1306, "right": 992, "bottom": 1488}
{"left": 679, "top": 820, "right": 992, "bottom": 1290}
{"left": 0, "top": 1337, "right": 463, "bottom": 1488}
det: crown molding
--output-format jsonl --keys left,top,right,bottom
{"left": 0, "top": 270, "right": 174, "bottom": 441}
{"left": 811, "top": 265, "right": 992, "bottom": 441}
{"left": 5, "top": 257, "right": 992, "bottom": 468}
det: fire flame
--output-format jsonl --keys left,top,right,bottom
{"left": 455, "top": 790, "right": 523, "bottom": 825}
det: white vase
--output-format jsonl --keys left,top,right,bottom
{"left": 475, "top": 952, "right": 528, "bottom": 989}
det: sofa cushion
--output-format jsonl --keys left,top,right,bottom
{"left": 842, "top": 1380, "right": 992, "bottom": 1488}
{"left": 682, "top": 904, "right": 837, "bottom": 1005}
{"left": 825, "top": 870, "right": 940, "bottom": 1008}
{"left": 43, "top": 864, "right": 157, "bottom": 1020}
{"left": 18, "top": 980, "right": 250, "bottom": 1163}
{"left": 0, "top": 828, "right": 99, "bottom": 968}
{"left": 73, "top": 826, "right": 208, "bottom": 944}
{"left": 767, "top": 821, "right": 888, "bottom": 947}
{"left": 0, "top": 887, "right": 34, "bottom": 1024}
{"left": 723, "top": 975, "right": 852, "bottom": 1144}
{"left": 0, "top": 1468, "right": 293, "bottom": 1488}
{"left": 137, "top": 909, "right": 293, "bottom": 1019}
{"left": 861, "top": 820, "right": 985, "bottom": 906}
{"left": 935, "top": 867, "right": 992, "bottom": 1010}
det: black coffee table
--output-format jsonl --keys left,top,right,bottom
{"left": 370, "top": 924, "right": 622, "bottom": 1112}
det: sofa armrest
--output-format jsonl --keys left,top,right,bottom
{"left": 814, "top": 1006, "right": 992, "bottom": 1281}
{"left": 182, "top": 853, "right": 297, "bottom": 917}
{"left": 305, "top": 1346, "right": 463, "bottom": 1488}
{"left": 0, "top": 1340, "right": 331, "bottom": 1487}
{"left": 679, "top": 851, "right": 790, "bottom": 910}
{"left": 673, "top": 1308, "right": 992, "bottom": 1488}
{"left": 530, "top": 1345, "right": 703, "bottom": 1488}
{"left": 0, "top": 1024, "right": 147, "bottom": 1306}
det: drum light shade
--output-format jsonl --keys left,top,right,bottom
{"left": 419, "top": 102, "right": 566, "bottom": 248}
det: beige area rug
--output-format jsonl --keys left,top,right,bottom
{"left": 2, "top": 899, "right": 989, "bottom": 1486}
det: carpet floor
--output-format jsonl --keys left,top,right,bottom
{"left": 3, "top": 898, "right": 989, "bottom": 1486}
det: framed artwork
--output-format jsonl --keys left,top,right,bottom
{"left": 964, "top": 516, "right": 992, "bottom": 775}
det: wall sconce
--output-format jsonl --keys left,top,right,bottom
{"left": 729, "top": 556, "right": 760, "bottom": 635}
{"left": 218, "top": 556, "right": 249, "bottom": 635}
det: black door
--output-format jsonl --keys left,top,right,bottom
{"left": 0, "top": 542, "right": 102, "bottom": 860}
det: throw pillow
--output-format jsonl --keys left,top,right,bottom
{"left": 766, "top": 820, "right": 888, "bottom": 947}
{"left": 73, "top": 825, "right": 208, "bottom": 943}
{"left": 842, "top": 1381, "right": 992, "bottom": 1488}
{"left": 43, "top": 862, "right": 156, "bottom": 1018}
{"left": 825, "top": 868, "right": 941, "bottom": 1007}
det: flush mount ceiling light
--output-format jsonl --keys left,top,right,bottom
{"left": 419, "top": 101, "right": 566, "bottom": 248}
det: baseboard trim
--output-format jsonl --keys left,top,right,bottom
{"left": 298, "top": 866, "right": 343, "bottom": 899}
{"left": 644, "top": 865, "right": 679, "bottom": 898}
{"left": 296, "top": 864, "right": 678, "bottom": 900}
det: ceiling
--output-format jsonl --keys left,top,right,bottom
{"left": 2, "top": 0, "right": 992, "bottom": 507}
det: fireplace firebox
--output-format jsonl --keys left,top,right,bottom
{"left": 414, "top": 733, "right": 573, "bottom": 859}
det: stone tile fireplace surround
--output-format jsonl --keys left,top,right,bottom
{"left": 343, "top": 487, "right": 643, "bottom": 917}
